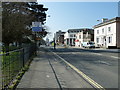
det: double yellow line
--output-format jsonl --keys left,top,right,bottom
{"left": 52, "top": 51, "right": 105, "bottom": 90}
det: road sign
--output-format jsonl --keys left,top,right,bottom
{"left": 32, "top": 27, "right": 42, "bottom": 32}
{"left": 32, "top": 22, "right": 42, "bottom": 32}
{"left": 32, "top": 22, "right": 42, "bottom": 27}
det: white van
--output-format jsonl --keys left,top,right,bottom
{"left": 82, "top": 42, "right": 95, "bottom": 48}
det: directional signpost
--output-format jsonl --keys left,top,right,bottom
{"left": 32, "top": 22, "right": 42, "bottom": 32}
{"left": 32, "top": 27, "right": 42, "bottom": 32}
{"left": 32, "top": 22, "right": 42, "bottom": 55}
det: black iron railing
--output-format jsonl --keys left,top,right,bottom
{"left": 0, "top": 44, "right": 36, "bottom": 89}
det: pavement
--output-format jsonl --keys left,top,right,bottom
{"left": 17, "top": 47, "right": 95, "bottom": 89}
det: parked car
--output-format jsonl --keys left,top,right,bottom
{"left": 82, "top": 42, "right": 95, "bottom": 48}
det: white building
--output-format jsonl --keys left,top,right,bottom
{"left": 64, "top": 29, "right": 82, "bottom": 46}
{"left": 75, "top": 29, "right": 94, "bottom": 47}
{"left": 93, "top": 17, "right": 120, "bottom": 48}
{"left": 64, "top": 28, "right": 94, "bottom": 46}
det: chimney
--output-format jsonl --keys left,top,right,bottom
{"left": 102, "top": 18, "right": 108, "bottom": 23}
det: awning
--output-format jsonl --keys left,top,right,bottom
{"left": 75, "top": 40, "right": 79, "bottom": 42}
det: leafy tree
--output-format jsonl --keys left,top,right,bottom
{"left": 2, "top": 2, "right": 48, "bottom": 51}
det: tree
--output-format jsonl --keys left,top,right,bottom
{"left": 2, "top": 2, "right": 48, "bottom": 50}
{"left": 2, "top": 2, "right": 30, "bottom": 46}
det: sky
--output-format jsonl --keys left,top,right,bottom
{"left": 37, "top": 1, "right": 119, "bottom": 41}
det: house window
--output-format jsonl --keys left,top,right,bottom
{"left": 108, "top": 37, "right": 112, "bottom": 43}
{"left": 108, "top": 27, "right": 111, "bottom": 32}
{"left": 75, "top": 36, "right": 77, "bottom": 38}
{"left": 97, "top": 30, "right": 99, "bottom": 34}
{"left": 70, "top": 34, "right": 73, "bottom": 37}
{"left": 102, "top": 28, "right": 104, "bottom": 34}
{"left": 74, "top": 35, "right": 76, "bottom": 37}
{"left": 79, "top": 35, "right": 81, "bottom": 39}
{"left": 96, "top": 38, "right": 99, "bottom": 43}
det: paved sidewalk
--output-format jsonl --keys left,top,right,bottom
{"left": 17, "top": 48, "right": 59, "bottom": 88}
{"left": 17, "top": 47, "right": 94, "bottom": 89}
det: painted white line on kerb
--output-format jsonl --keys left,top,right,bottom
{"left": 51, "top": 51, "right": 105, "bottom": 90}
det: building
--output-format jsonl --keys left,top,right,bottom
{"left": 75, "top": 29, "right": 94, "bottom": 47}
{"left": 93, "top": 17, "right": 120, "bottom": 48}
{"left": 64, "top": 29, "right": 82, "bottom": 46}
{"left": 64, "top": 28, "right": 93, "bottom": 46}
{"left": 55, "top": 30, "right": 65, "bottom": 45}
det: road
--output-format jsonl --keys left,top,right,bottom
{"left": 49, "top": 47, "right": 118, "bottom": 88}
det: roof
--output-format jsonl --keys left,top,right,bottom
{"left": 93, "top": 17, "right": 120, "bottom": 29}
{"left": 56, "top": 30, "right": 65, "bottom": 34}
{"left": 68, "top": 28, "right": 93, "bottom": 33}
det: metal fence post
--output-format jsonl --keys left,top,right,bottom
{"left": 1, "top": 45, "right": 37, "bottom": 89}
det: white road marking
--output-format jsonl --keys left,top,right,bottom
{"left": 110, "top": 56, "right": 118, "bottom": 59}
{"left": 98, "top": 61, "right": 111, "bottom": 65}
{"left": 46, "top": 75, "right": 50, "bottom": 78}
{"left": 71, "top": 52, "right": 77, "bottom": 54}
{"left": 92, "top": 53, "right": 102, "bottom": 56}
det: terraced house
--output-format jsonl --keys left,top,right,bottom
{"left": 94, "top": 17, "right": 120, "bottom": 48}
